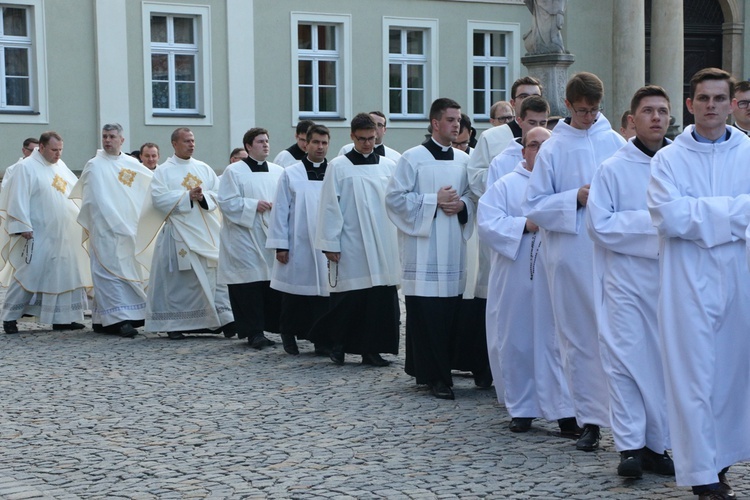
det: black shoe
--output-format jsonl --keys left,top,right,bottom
{"left": 617, "top": 449, "right": 643, "bottom": 478}
{"left": 641, "top": 447, "right": 675, "bottom": 476}
{"left": 92, "top": 323, "right": 106, "bottom": 333}
{"left": 167, "top": 331, "right": 186, "bottom": 340}
{"left": 3, "top": 320, "right": 18, "bottom": 334}
{"left": 473, "top": 366, "right": 493, "bottom": 389}
{"left": 53, "top": 322, "right": 85, "bottom": 331}
{"left": 329, "top": 346, "right": 345, "bottom": 365}
{"left": 575, "top": 424, "right": 600, "bottom": 451}
{"left": 557, "top": 417, "right": 583, "bottom": 438}
{"left": 118, "top": 323, "right": 138, "bottom": 338}
{"left": 361, "top": 353, "right": 390, "bottom": 367}
{"left": 249, "top": 333, "right": 275, "bottom": 350}
{"left": 697, "top": 488, "right": 734, "bottom": 500}
{"left": 222, "top": 322, "right": 237, "bottom": 338}
{"left": 430, "top": 381, "right": 455, "bottom": 400}
{"left": 509, "top": 417, "right": 533, "bottom": 433}
{"left": 281, "top": 334, "right": 299, "bottom": 355}
{"left": 718, "top": 472, "right": 736, "bottom": 499}
{"left": 313, "top": 344, "right": 331, "bottom": 356}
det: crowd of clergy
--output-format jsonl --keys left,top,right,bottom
{"left": 2, "top": 66, "right": 750, "bottom": 499}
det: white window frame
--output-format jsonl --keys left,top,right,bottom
{"left": 290, "top": 12, "right": 351, "bottom": 126}
{"left": 0, "top": 0, "right": 47, "bottom": 124}
{"left": 142, "top": 2, "right": 212, "bottom": 126}
{"left": 382, "top": 17, "right": 438, "bottom": 127}
{"left": 467, "top": 21, "right": 520, "bottom": 122}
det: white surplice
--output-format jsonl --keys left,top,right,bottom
{"left": 487, "top": 138, "right": 522, "bottom": 189}
{"left": 467, "top": 124, "right": 514, "bottom": 198}
{"left": 586, "top": 140, "right": 669, "bottom": 454}
{"left": 139, "top": 155, "right": 233, "bottom": 332}
{"left": 648, "top": 125, "right": 750, "bottom": 487}
{"left": 315, "top": 154, "right": 400, "bottom": 292}
{"left": 69, "top": 150, "right": 154, "bottom": 326}
{"left": 478, "top": 162, "right": 573, "bottom": 419}
{"left": 0, "top": 150, "right": 91, "bottom": 324}
{"left": 522, "top": 114, "right": 625, "bottom": 427}
{"left": 266, "top": 161, "right": 329, "bottom": 296}
{"left": 217, "top": 160, "right": 283, "bottom": 285}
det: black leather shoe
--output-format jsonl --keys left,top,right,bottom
{"left": 361, "top": 353, "right": 390, "bottom": 366}
{"left": 314, "top": 344, "right": 331, "bottom": 356}
{"left": 718, "top": 472, "right": 736, "bottom": 499}
{"left": 167, "top": 331, "right": 186, "bottom": 340}
{"left": 430, "top": 381, "right": 455, "bottom": 400}
{"left": 641, "top": 447, "right": 675, "bottom": 476}
{"left": 617, "top": 449, "right": 643, "bottom": 478}
{"left": 575, "top": 424, "right": 600, "bottom": 451}
{"left": 3, "top": 320, "right": 18, "bottom": 334}
{"left": 509, "top": 417, "right": 533, "bottom": 433}
{"left": 329, "top": 346, "right": 345, "bottom": 365}
{"left": 473, "top": 365, "right": 493, "bottom": 389}
{"left": 249, "top": 333, "right": 275, "bottom": 349}
{"left": 53, "top": 322, "right": 85, "bottom": 331}
{"left": 222, "top": 322, "right": 237, "bottom": 338}
{"left": 119, "top": 323, "right": 138, "bottom": 338}
{"left": 281, "top": 334, "right": 299, "bottom": 355}
{"left": 697, "top": 489, "right": 733, "bottom": 500}
{"left": 557, "top": 417, "right": 583, "bottom": 438}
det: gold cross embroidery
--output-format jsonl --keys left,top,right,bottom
{"left": 118, "top": 168, "right": 137, "bottom": 187}
{"left": 181, "top": 173, "right": 203, "bottom": 190}
{"left": 178, "top": 249, "right": 187, "bottom": 258}
{"left": 51, "top": 174, "right": 67, "bottom": 194}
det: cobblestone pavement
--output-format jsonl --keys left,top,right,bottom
{"left": 1, "top": 312, "right": 748, "bottom": 499}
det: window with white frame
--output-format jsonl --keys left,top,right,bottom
{"left": 0, "top": 4, "right": 32, "bottom": 111}
{"left": 142, "top": 3, "right": 212, "bottom": 123}
{"left": 468, "top": 22, "right": 520, "bottom": 121}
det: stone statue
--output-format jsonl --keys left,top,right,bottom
{"left": 523, "top": 0, "right": 567, "bottom": 55}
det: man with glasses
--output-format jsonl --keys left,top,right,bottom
{"left": 338, "top": 111, "right": 401, "bottom": 162}
{"left": 731, "top": 80, "right": 750, "bottom": 136}
{"left": 310, "top": 113, "right": 400, "bottom": 368}
{"left": 523, "top": 72, "right": 624, "bottom": 452}
{"left": 489, "top": 101, "right": 515, "bottom": 127}
{"left": 273, "top": 120, "right": 315, "bottom": 167}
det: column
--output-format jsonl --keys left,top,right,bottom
{"left": 612, "top": 1, "right": 645, "bottom": 120}
{"left": 651, "top": 0, "right": 684, "bottom": 131}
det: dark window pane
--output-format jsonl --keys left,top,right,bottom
{"left": 3, "top": 7, "right": 27, "bottom": 37}
{"left": 491, "top": 89, "right": 505, "bottom": 104}
{"left": 151, "top": 16, "right": 167, "bottom": 43}
{"left": 406, "top": 64, "right": 423, "bottom": 89}
{"left": 473, "top": 66, "right": 485, "bottom": 90}
{"left": 152, "top": 82, "right": 169, "bottom": 108}
{"left": 406, "top": 30, "right": 423, "bottom": 55}
{"left": 319, "top": 86, "right": 337, "bottom": 112}
{"left": 317, "top": 25, "right": 336, "bottom": 50}
{"left": 298, "top": 24, "right": 312, "bottom": 50}
{"left": 473, "top": 32, "right": 484, "bottom": 57}
{"left": 407, "top": 90, "right": 423, "bottom": 114}
{"left": 174, "top": 54, "right": 195, "bottom": 81}
{"left": 173, "top": 17, "right": 194, "bottom": 44}
{"left": 389, "top": 64, "right": 401, "bottom": 88}
{"left": 176, "top": 82, "right": 196, "bottom": 109}
{"left": 389, "top": 89, "right": 402, "bottom": 114}
{"left": 319, "top": 60, "right": 336, "bottom": 86}
{"left": 299, "top": 86, "right": 313, "bottom": 112}
{"left": 6, "top": 77, "right": 29, "bottom": 106}
{"left": 298, "top": 60, "right": 312, "bottom": 85}
{"left": 474, "top": 91, "right": 485, "bottom": 115}
{"left": 490, "top": 33, "right": 506, "bottom": 57}
{"left": 490, "top": 66, "right": 506, "bottom": 91}
{"left": 389, "top": 29, "right": 401, "bottom": 54}
{"left": 151, "top": 54, "right": 169, "bottom": 81}
{"left": 4, "top": 47, "right": 28, "bottom": 76}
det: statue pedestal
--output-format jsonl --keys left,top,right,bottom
{"left": 521, "top": 53, "right": 575, "bottom": 118}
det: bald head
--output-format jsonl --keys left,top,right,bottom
{"left": 522, "top": 126, "right": 551, "bottom": 171}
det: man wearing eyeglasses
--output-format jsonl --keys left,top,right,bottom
{"left": 311, "top": 113, "right": 400, "bottom": 368}
{"left": 731, "top": 80, "right": 750, "bottom": 136}
{"left": 273, "top": 120, "right": 315, "bottom": 167}
{"left": 337, "top": 111, "right": 401, "bottom": 163}
{"left": 523, "top": 72, "right": 625, "bottom": 453}
{"left": 489, "top": 101, "right": 515, "bottom": 127}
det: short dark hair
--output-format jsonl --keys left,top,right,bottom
{"left": 630, "top": 85, "right": 671, "bottom": 114}
{"left": 620, "top": 110, "right": 631, "bottom": 129}
{"left": 295, "top": 120, "right": 315, "bottom": 135}
{"left": 429, "top": 98, "right": 461, "bottom": 122}
{"left": 520, "top": 95, "right": 550, "bottom": 119}
{"left": 243, "top": 128, "right": 269, "bottom": 148}
{"left": 23, "top": 137, "right": 38, "bottom": 148}
{"left": 350, "top": 113, "right": 376, "bottom": 133}
{"left": 229, "top": 147, "right": 244, "bottom": 161}
{"left": 566, "top": 72, "right": 604, "bottom": 105}
{"left": 39, "top": 131, "right": 63, "bottom": 146}
{"left": 511, "top": 76, "right": 543, "bottom": 99}
{"left": 689, "top": 67, "right": 735, "bottom": 100}
{"left": 734, "top": 80, "right": 750, "bottom": 94}
{"left": 171, "top": 127, "right": 192, "bottom": 143}
{"left": 368, "top": 110, "right": 386, "bottom": 124}
{"left": 140, "top": 142, "right": 159, "bottom": 154}
{"left": 306, "top": 124, "right": 330, "bottom": 142}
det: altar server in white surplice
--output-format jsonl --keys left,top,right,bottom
{"left": 69, "top": 123, "right": 154, "bottom": 338}
{"left": 266, "top": 125, "right": 332, "bottom": 356}
{"left": 648, "top": 68, "right": 750, "bottom": 498}
{"left": 478, "top": 126, "right": 574, "bottom": 433}
{"left": 337, "top": 111, "right": 401, "bottom": 163}
{"left": 140, "top": 128, "right": 234, "bottom": 339}
{"left": 386, "top": 98, "right": 475, "bottom": 401}
{"left": 522, "top": 72, "right": 625, "bottom": 452}
{"left": 218, "top": 127, "right": 283, "bottom": 349}
{"left": 586, "top": 87, "right": 674, "bottom": 479}
{"left": 1, "top": 132, "right": 91, "bottom": 334}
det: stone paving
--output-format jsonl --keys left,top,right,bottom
{"left": 1, "top": 313, "right": 748, "bottom": 499}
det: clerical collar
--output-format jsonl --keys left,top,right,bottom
{"left": 422, "top": 138, "right": 454, "bottom": 161}
{"left": 632, "top": 137, "right": 667, "bottom": 158}
{"left": 373, "top": 144, "right": 386, "bottom": 157}
{"left": 691, "top": 128, "right": 730, "bottom": 144}
{"left": 286, "top": 143, "right": 306, "bottom": 160}
{"left": 242, "top": 156, "right": 269, "bottom": 172}
{"left": 733, "top": 123, "right": 750, "bottom": 137}
{"left": 302, "top": 157, "right": 327, "bottom": 180}
{"left": 345, "top": 148, "right": 379, "bottom": 165}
